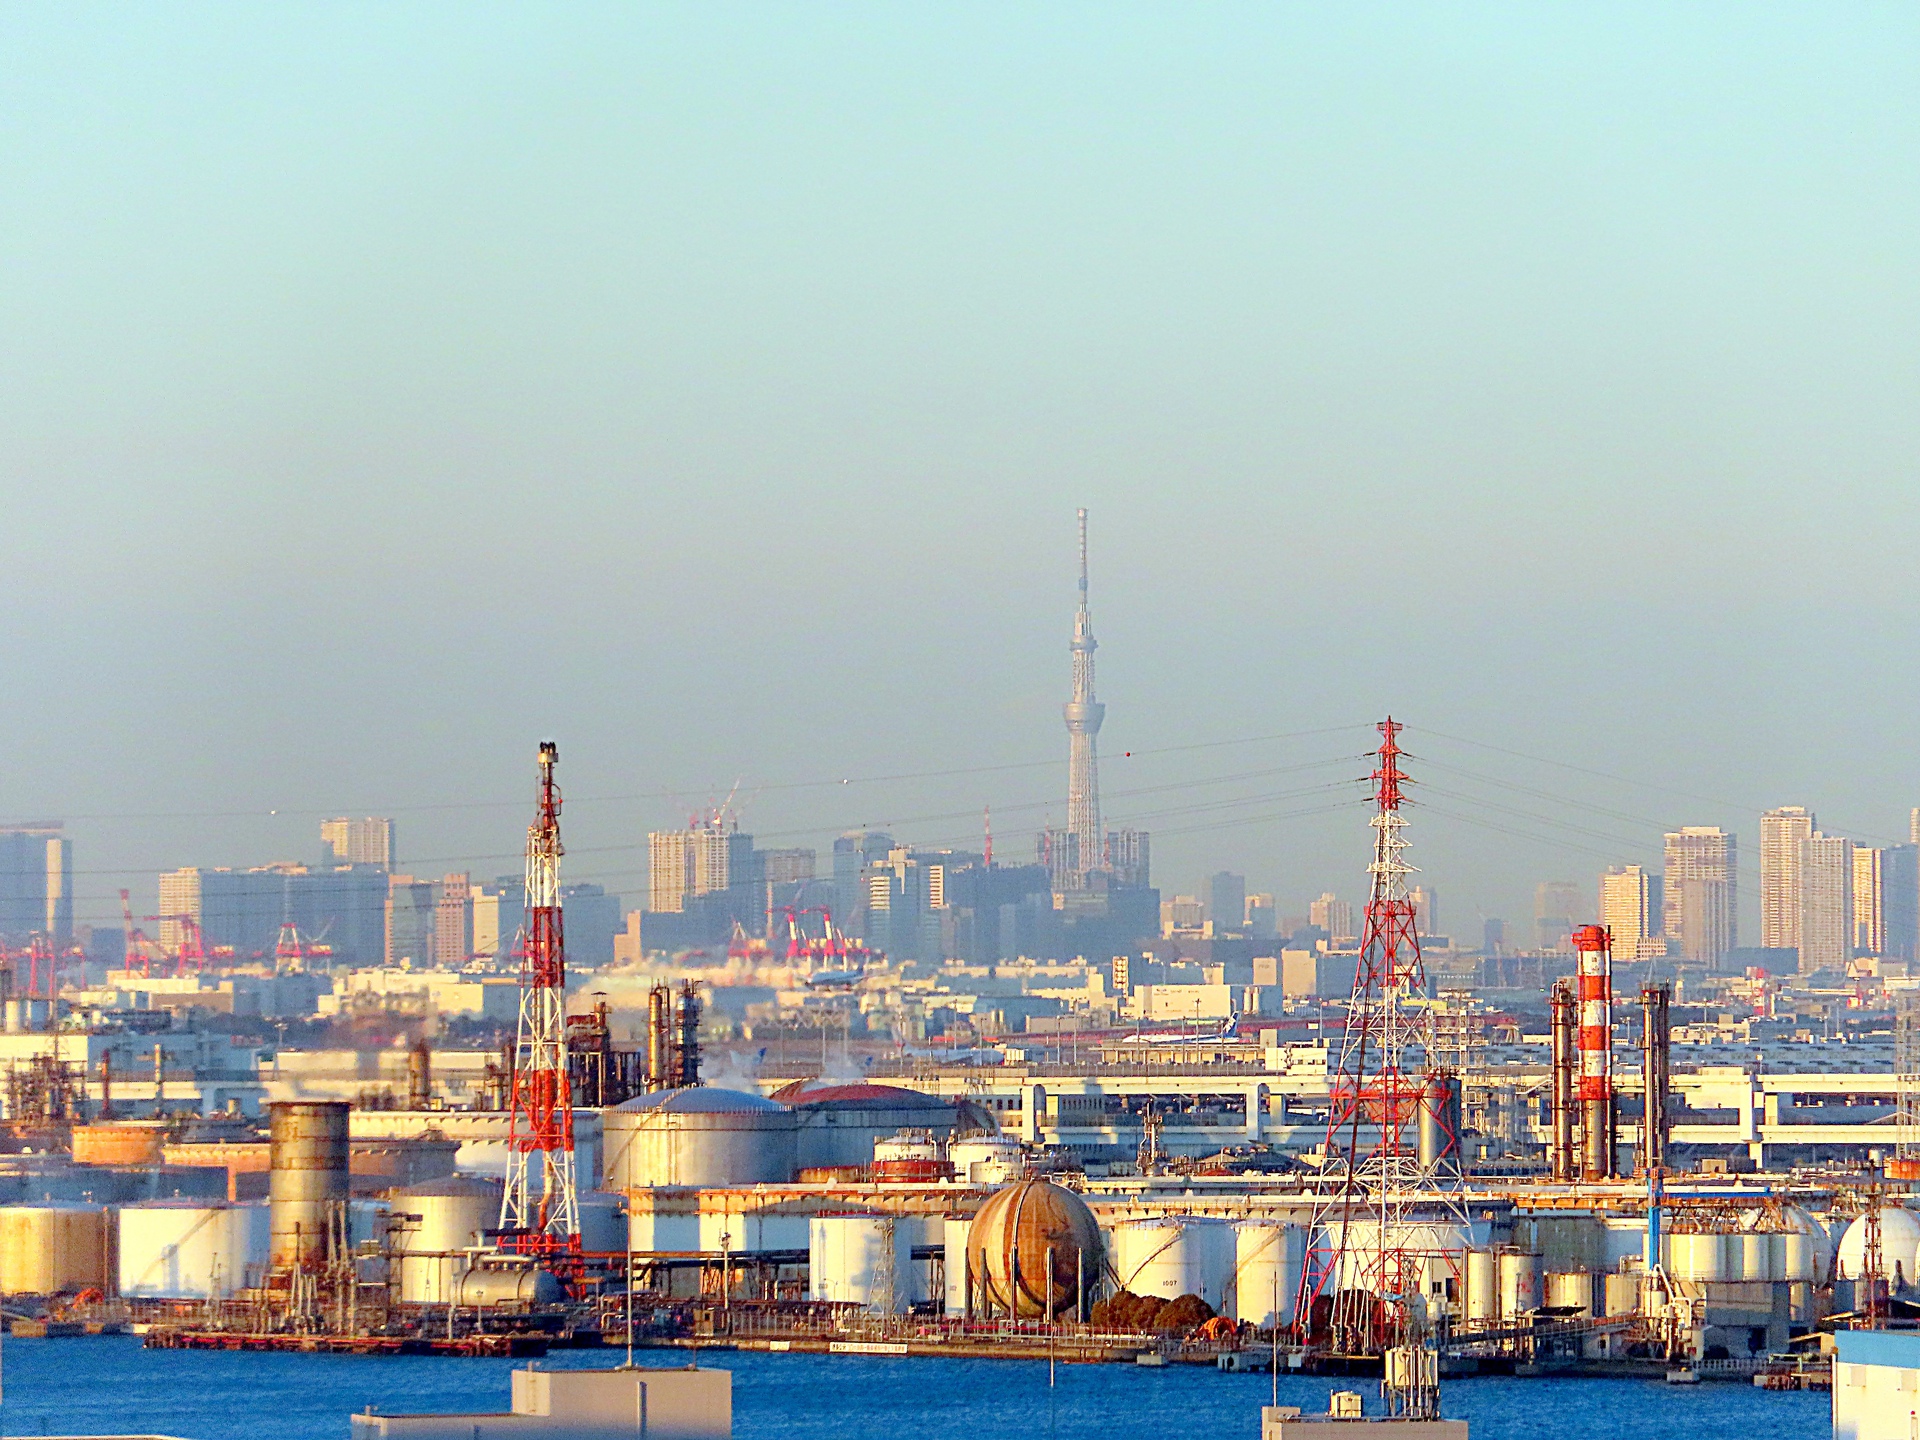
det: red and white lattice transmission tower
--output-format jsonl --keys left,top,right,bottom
{"left": 500, "top": 741, "right": 581, "bottom": 1256}
{"left": 1295, "top": 719, "right": 1470, "bottom": 1355}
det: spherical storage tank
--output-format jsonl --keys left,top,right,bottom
{"left": 965, "top": 1178, "right": 1102, "bottom": 1319}
{"left": 388, "top": 1175, "right": 502, "bottom": 1305}
{"left": 1231, "top": 1221, "right": 1304, "bottom": 1327}
{"left": 1110, "top": 1217, "right": 1235, "bottom": 1310}
{"left": 809, "top": 1214, "right": 922, "bottom": 1314}
{"left": 602, "top": 1088, "right": 796, "bottom": 1189}
{"left": 1837, "top": 1207, "right": 1920, "bottom": 1284}
{"left": 119, "top": 1202, "right": 269, "bottom": 1299}
{"left": 0, "top": 1206, "right": 110, "bottom": 1294}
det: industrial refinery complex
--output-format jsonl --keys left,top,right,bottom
{"left": 0, "top": 516, "right": 1913, "bottom": 1423}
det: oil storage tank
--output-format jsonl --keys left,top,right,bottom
{"left": 809, "top": 1213, "right": 923, "bottom": 1313}
{"left": 1837, "top": 1208, "right": 1920, "bottom": 1282}
{"left": 775, "top": 1081, "right": 962, "bottom": 1170}
{"left": 1231, "top": 1220, "right": 1303, "bottom": 1327}
{"left": 602, "top": 1089, "right": 796, "bottom": 1189}
{"left": 388, "top": 1175, "right": 502, "bottom": 1306}
{"left": 269, "top": 1101, "right": 349, "bottom": 1270}
{"left": 1111, "top": 1216, "right": 1234, "bottom": 1310}
{"left": 119, "top": 1201, "right": 269, "bottom": 1299}
{"left": 0, "top": 1205, "right": 110, "bottom": 1295}
{"left": 966, "top": 1177, "right": 1102, "bottom": 1320}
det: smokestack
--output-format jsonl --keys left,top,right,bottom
{"left": 646, "top": 984, "right": 671, "bottom": 1092}
{"left": 270, "top": 1100, "right": 350, "bottom": 1271}
{"left": 1549, "top": 980, "right": 1576, "bottom": 1182}
{"left": 1641, "top": 983, "right": 1671, "bottom": 1175}
{"left": 407, "top": 1037, "right": 432, "bottom": 1111}
{"left": 1571, "top": 925, "right": 1615, "bottom": 1180}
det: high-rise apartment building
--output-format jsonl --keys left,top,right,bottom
{"left": 1600, "top": 865, "right": 1659, "bottom": 961}
{"left": 156, "top": 867, "right": 204, "bottom": 951}
{"left": 1854, "top": 846, "right": 1886, "bottom": 958}
{"left": 434, "top": 873, "right": 473, "bottom": 967}
{"left": 386, "top": 875, "right": 438, "bottom": 967}
{"left": 0, "top": 823, "right": 72, "bottom": 946}
{"left": 1799, "top": 833, "right": 1854, "bottom": 975}
{"left": 1309, "top": 892, "right": 1353, "bottom": 940}
{"left": 1760, "top": 806, "right": 1815, "bottom": 952}
{"left": 321, "top": 817, "right": 394, "bottom": 870}
{"left": 1663, "top": 828, "right": 1737, "bottom": 968}
{"left": 159, "top": 864, "right": 387, "bottom": 965}
{"left": 649, "top": 821, "right": 753, "bottom": 914}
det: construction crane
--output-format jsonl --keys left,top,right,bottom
{"left": 120, "top": 891, "right": 167, "bottom": 978}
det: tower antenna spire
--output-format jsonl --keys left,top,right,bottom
{"left": 1059, "top": 509, "right": 1105, "bottom": 891}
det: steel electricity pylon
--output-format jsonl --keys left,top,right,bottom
{"left": 500, "top": 741, "right": 581, "bottom": 1256}
{"left": 1296, "top": 719, "right": 1470, "bottom": 1356}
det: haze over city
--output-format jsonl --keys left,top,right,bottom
{"left": 5, "top": 5, "right": 1920, "bottom": 934}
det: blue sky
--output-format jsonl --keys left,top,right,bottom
{"left": 3, "top": 5, "right": 1918, "bottom": 934}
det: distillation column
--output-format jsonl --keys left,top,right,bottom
{"left": 1572, "top": 924, "right": 1615, "bottom": 1180}
{"left": 1549, "top": 980, "right": 1577, "bottom": 1182}
{"left": 1641, "top": 983, "right": 1671, "bottom": 1174}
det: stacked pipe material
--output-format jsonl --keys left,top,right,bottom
{"left": 646, "top": 984, "right": 671, "bottom": 1092}
{"left": 1549, "top": 980, "right": 1577, "bottom": 1182}
{"left": 269, "top": 1100, "right": 350, "bottom": 1271}
{"left": 1571, "top": 924, "right": 1615, "bottom": 1180}
{"left": 1642, "top": 983, "right": 1672, "bottom": 1174}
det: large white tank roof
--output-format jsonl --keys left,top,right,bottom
{"left": 613, "top": 1087, "right": 787, "bottom": 1115}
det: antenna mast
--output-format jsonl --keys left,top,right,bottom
{"left": 500, "top": 741, "right": 581, "bottom": 1256}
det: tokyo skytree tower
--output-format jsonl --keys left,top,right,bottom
{"left": 1062, "top": 508, "right": 1105, "bottom": 887}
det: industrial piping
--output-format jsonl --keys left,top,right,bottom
{"left": 1571, "top": 924, "right": 1615, "bottom": 1180}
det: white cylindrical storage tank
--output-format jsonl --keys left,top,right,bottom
{"left": 943, "top": 1216, "right": 972, "bottom": 1315}
{"left": 809, "top": 1214, "right": 916, "bottom": 1314}
{"left": 1779, "top": 1207, "right": 1829, "bottom": 1283}
{"left": 1602, "top": 1272, "right": 1641, "bottom": 1317}
{"left": 1600, "top": 1217, "right": 1648, "bottom": 1272}
{"left": 577, "top": 1192, "right": 625, "bottom": 1254}
{"left": 1326, "top": 1218, "right": 1471, "bottom": 1303}
{"left": 1544, "top": 1272, "right": 1593, "bottom": 1315}
{"left": 948, "top": 1134, "right": 1025, "bottom": 1185}
{"left": 389, "top": 1176, "right": 502, "bottom": 1306}
{"left": 603, "top": 1088, "right": 797, "bottom": 1189}
{"left": 118, "top": 1202, "right": 268, "bottom": 1300}
{"left": 1736, "top": 1231, "right": 1774, "bottom": 1283}
{"left": 1668, "top": 1233, "right": 1729, "bottom": 1282}
{"left": 1497, "top": 1250, "right": 1539, "bottom": 1318}
{"left": 1464, "top": 1249, "right": 1498, "bottom": 1322}
{"left": 0, "top": 1206, "right": 110, "bottom": 1295}
{"left": 1231, "top": 1221, "right": 1303, "bottom": 1327}
{"left": 1110, "top": 1217, "right": 1235, "bottom": 1309}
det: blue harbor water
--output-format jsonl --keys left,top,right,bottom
{"left": 0, "top": 1338, "right": 1828, "bottom": 1440}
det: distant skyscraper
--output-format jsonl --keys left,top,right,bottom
{"left": 386, "top": 874, "right": 437, "bottom": 967}
{"left": 1245, "top": 893, "right": 1276, "bottom": 938}
{"left": 1599, "top": 865, "right": 1656, "bottom": 960}
{"left": 1309, "top": 892, "right": 1353, "bottom": 940}
{"left": 1482, "top": 917, "right": 1507, "bottom": 958}
{"left": 1534, "top": 880, "right": 1579, "bottom": 952}
{"left": 1662, "top": 828, "right": 1736, "bottom": 968}
{"left": 0, "top": 823, "right": 71, "bottom": 946}
{"left": 434, "top": 873, "right": 473, "bottom": 967}
{"left": 648, "top": 831, "right": 692, "bottom": 913}
{"left": 1885, "top": 845, "right": 1920, "bottom": 964}
{"left": 648, "top": 819, "right": 753, "bottom": 914}
{"left": 1209, "top": 872, "right": 1246, "bottom": 934}
{"left": 322, "top": 817, "right": 394, "bottom": 870}
{"left": 1106, "top": 828, "right": 1150, "bottom": 887}
{"left": 1061, "top": 508, "right": 1105, "bottom": 891}
{"left": 1410, "top": 885, "right": 1439, "bottom": 937}
{"left": 1799, "top": 833, "right": 1854, "bottom": 974}
{"left": 1854, "top": 846, "right": 1886, "bottom": 957}
{"left": 1760, "top": 806, "right": 1815, "bottom": 951}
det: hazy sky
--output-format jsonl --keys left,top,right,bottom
{"left": 4, "top": 6, "right": 1919, "bottom": 937}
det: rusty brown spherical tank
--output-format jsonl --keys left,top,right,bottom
{"left": 965, "top": 1177, "right": 1102, "bottom": 1320}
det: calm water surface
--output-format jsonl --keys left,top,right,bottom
{"left": 0, "top": 1337, "right": 1829, "bottom": 1440}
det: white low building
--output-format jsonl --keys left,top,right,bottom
{"left": 1835, "top": 1330, "right": 1920, "bottom": 1440}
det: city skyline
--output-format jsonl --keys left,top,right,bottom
{"left": 6, "top": 9, "right": 1920, "bottom": 945}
